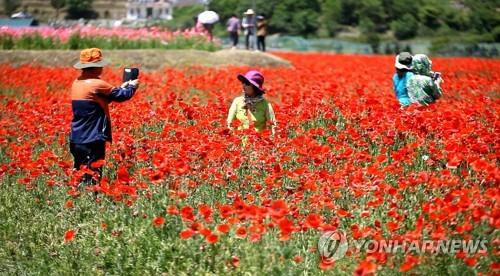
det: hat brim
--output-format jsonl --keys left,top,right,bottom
{"left": 237, "top": 74, "right": 265, "bottom": 93}
{"left": 73, "top": 59, "right": 110, "bottom": 69}
{"left": 395, "top": 60, "right": 412, "bottom": 70}
{"left": 244, "top": 11, "right": 255, "bottom": 15}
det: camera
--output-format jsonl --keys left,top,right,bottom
{"left": 123, "top": 68, "right": 139, "bottom": 82}
{"left": 431, "top": 71, "right": 441, "bottom": 81}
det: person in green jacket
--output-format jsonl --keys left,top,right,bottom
{"left": 227, "top": 70, "right": 276, "bottom": 134}
{"left": 406, "top": 54, "right": 443, "bottom": 106}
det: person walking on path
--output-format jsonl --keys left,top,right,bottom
{"left": 392, "top": 52, "right": 414, "bottom": 107}
{"left": 226, "top": 14, "right": 240, "bottom": 49}
{"left": 70, "top": 48, "right": 139, "bottom": 186}
{"left": 227, "top": 70, "right": 276, "bottom": 134}
{"left": 257, "top": 15, "right": 267, "bottom": 52}
{"left": 242, "top": 9, "right": 256, "bottom": 50}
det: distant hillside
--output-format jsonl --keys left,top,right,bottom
{"left": 209, "top": 0, "right": 500, "bottom": 43}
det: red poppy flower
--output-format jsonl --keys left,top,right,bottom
{"left": 235, "top": 226, "right": 247, "bottom": 238}
{"left": 217, "top": 224, "right": 230, "bottom": 234}
{"left": 64, "top": 229, "right": 75, "bottom": 242}
{"left": 64, "top": 200, "right": 73, "bottom": 209}
{"left": 153, "top": 216, "right": 165, "bottom": 227}
{"left": 179, "top": 229, "right": 195, "bottom": 239}
{"left": 206, "top": 234, "right": 218, "bottom": 244}
{"left": 305, "top": 213, "right": 322, "bottom": 229}
{"left": 319, "top": 256, "right": 335, "bottom": 270}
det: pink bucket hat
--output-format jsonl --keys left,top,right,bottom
{"left": 237, "top": 70, "right": 265, "bottom": 93}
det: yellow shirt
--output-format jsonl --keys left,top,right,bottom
{"left": 227, "top": 96, "right": 276, "bottom": 132}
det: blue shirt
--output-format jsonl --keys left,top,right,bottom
{"left": 392, "top": 72, "right": 414, "bottom": 106}
{"left": 70, "top": 76, "right": 137, "bottom": 144}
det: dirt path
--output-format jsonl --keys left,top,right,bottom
{"left": 0, "top": 49, "right": 291, "bottom": 70}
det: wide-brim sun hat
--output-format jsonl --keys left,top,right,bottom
{"left": 244, "top": 9, "right": 255, "bottom": 15}
{"left": 395, "top": 52, "right": 413, "bottom": 70}
{"left": 74, "top": 48, "right": 110, "bottom": 69}
{"left": 237, "top": 70, "right": 265, "bottom": 93}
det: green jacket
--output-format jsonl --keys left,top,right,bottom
{"left": 406, "top": 54, "right": 443, "bottom": 105}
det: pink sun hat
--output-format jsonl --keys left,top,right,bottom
{"left": 237, "top": 70, "right": 265, "bottom": 93}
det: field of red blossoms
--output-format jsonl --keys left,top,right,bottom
{"left": 0, "top": 52, "right": 499, "bottom": 275}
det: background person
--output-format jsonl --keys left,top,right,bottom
{"left": 406, "top": 54, "right": 443, "bottom": 106}
{"left": 242, "top": 9, "right": 256, "bottom": 50}
{"left": 227, "top": 70, "right": 276, "bottom": 134}
{"left": 226, "top": 14, "right": 240, "bottom": 49}
{"left": 392, "top": 52, "right": 414, "bottom": 107}
{"left": 257, "top": 15, "right": 267, "bottom": 52}
{"left": 203, "top": 23, "right": 214, "bottom": 42}
{"left": 70, "top": 48, "right": 139, "bottom": 186}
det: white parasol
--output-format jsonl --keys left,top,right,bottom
{"left": 197, "top": 11, "right": 219, "bottom": 24}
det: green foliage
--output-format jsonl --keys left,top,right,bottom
{"left": 270, "top": 0, "right": 321, "bottom": 37}
{"left": 335, "top": 0, "right": 359, "bottom": 25}
{"left": 381, "top": 0, "right": 418, "bottom": 21}
{"left": 2, "top": 0, "right": 20, "bottom": 16}
{"left": 493, "top": 26, "right": 500, "bottom": 43}
{"left": 319, "top": 0, "right": 341, "bottom": 36}
{"left": 210, "top": 0, "right": 320, "bottom": 37}
{"left": 391, "top": 14, "right": 418, "bottom": 40}
{"left": 65, "top": 0, "right": 97, "bottom": 19}
{"left": 419, "top": 3, "right": 443, "bottom": 30}
{"left": 0, "top": 33, "right": 220, "bottom": 51}
{"left": 159, "top": 4, "right": 205, "bottom": 30}
{"left": 465, "top": 0, "right": 500, "bottom": 33}
{"left": 208, "top": 0, "right": 240, "bottom": 21}
{"left": 208, "top": 0, "right": 498, "bottom": 42}
{"left": 357, "top": 0, "right": 387, "bottom": 32}
{"left": 442, "top": 9, "right": 470, "bottom": 31}
{"left": 0, "top": 34, "right": 14, "bottom": 49}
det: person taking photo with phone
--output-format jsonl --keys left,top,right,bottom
{"left": 70, "top": 48, "right": 139, "bottom": 186}
{"left": 406, "top": 54, "right": 443, "bottom": 106}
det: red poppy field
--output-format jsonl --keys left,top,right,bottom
{"left": 0, "top": 52, "right": 499, "bottom": 275}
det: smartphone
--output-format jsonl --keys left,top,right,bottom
{"left": 432, "top": 72, "right": 441, "bottom": 81}
{"left": 123, "top": 68, "right": 139, "bottom": 82}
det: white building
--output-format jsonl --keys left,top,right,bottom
{"left": 127, "top": 0, "right": 174, "bottom": 20}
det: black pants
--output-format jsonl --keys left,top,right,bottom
{"left": 70, "top": 141, "right": 105, "bottom": 185}
{"left": 245, "top": 33, "right": 254, "bottom": 50}
{"left": 229, "top": 31, "right": 238, "bottom": 46}
{"left": 257, "top": 35, "right": 266, "bottom": 52}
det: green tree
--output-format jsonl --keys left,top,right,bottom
{"left": 443, "top": 9, "right": 469, "bottom": 31}
{"left": 269, "top": 0, "right": 321, "bottom": 37}
{"left": 465, "top": 0, "right": 500, "bottom": 33}
{"left": 357, "top": 0, "right": 387, "bottom": 32}
{"left": 419, "top": 3, "right": 443, "bottom": 30}
{"left": 208, "top": 0, "right": 240, "bottom": 22}
{"left": 50, "top": 0, "right": 66, "bottom": 19}
{"left": 3, "top": 0, "right": 20, "bottom": 16}
{"left": 337, "top": 0, "right": 359, "bottom": 25}
{"left": 493, "top": 26, "right": 500, "bottom": 42}
{"left": 319, "top": 0, "right": 341, "bottom": 36}
{"left": 391, "top": 13, "right": 418, "bottom": 40}
{"left": 65, "top": 0, "right": 97, "bottom": 19}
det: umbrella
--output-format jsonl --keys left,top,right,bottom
{"left": 11, "top": 11, "right": 32, "bottom": 19}
{"left": 198, "top": 11, "right": 219, "bottom": 24}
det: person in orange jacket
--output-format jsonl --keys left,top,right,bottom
{"left": 70, "top": 48, "right": 139, "bottom": 186}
